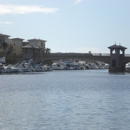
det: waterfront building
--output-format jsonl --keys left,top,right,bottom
{"left": 11, "top": 38, "right": 24, "bottom": 55}
{"left": 28, "top": 38, "right": 46, "bottom": 52}
{"left": 0, "top": 33, "right": 47, "bottom": 55}
{"left": 22, "top": 39, "right": 47, "bottom": 62}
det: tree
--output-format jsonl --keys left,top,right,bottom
{"left": 45, "top": 48, "right": 51, "bottom": 54}
{"left": 2, "top": 40, "right": 8, "bottom": 55}
{"left": 7, "top": 43, "right": 13, "bottom": 54}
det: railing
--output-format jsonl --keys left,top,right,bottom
{"left": 125, "top": 54, "right": 130, "bottom": 57}
{"left": 50, "top": 53, "right": 130, "bottom": 57}
{"left": 50, "top": 53, "right": 110, "bottom": 56}
{"left": 50, "top": 53, "right": 90, "bottom": 56}
{"left": 92, "top": 53, "right": 110, "bottom": 56}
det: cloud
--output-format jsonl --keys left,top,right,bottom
{"left": 75, "top": 0, "right": 83, "bottom": 4}
{"left": 74, "top": 0, "right": 90, "bottom": 4}
{"left": 0, "top": 21, "right": 14, "bottom": 25}
{"left": 0, "top": 4, "right": 59, "bottom": 15}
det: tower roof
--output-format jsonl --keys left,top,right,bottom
{"left": 108, "top": 44, "right": 127, "bottom": 50}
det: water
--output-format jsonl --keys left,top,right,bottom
{"left": 0, "top": 70, "right": 130, "bottom": 130}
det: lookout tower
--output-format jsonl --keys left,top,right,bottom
{"left": 108, "top": 44, "right": 127, "bottom": 72}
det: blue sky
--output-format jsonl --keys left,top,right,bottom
{"left": 0, "top": 0, "right": 130, "bottom": 53}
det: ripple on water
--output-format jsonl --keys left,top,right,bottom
{"left": 0, "top": 70, "right": 130, "bottom": 130}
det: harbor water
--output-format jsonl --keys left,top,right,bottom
{"left": 0, "top": 70, "right": 130, "bottom": 130}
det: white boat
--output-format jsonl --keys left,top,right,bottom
{"left": 23, "top": 59, "right": 35, "bottom": 72}
{"left": 126, "top": 63, "right": 130, "bottom": 70}
{"left": 14, "top": 63, "right": 32, "bottom": 72}
{"left": 33, "top": 64, "right": 44, "bottom": 72}
{"left": 74, "top": 65, "right": 82, "bottom": 70}
{"left": 43, "top": 65, "right": 53, "bottom": 71}
{"left": 85, "top": 64, "right": 91, "bottom": 69}
{"left": 0, "top": 57, "right": 6, "bottom": 64}
{"left": 52, "top": 63, "right": 64, "bottom": 70}
{"left": 9, "top": 64, "right": 22, "bottom": 72}
{"left": 22, "top": 59, "right": 43, "bottom": 72}
{"left": 65, "top": 64, "right": 75, "bottom": 70}
{"left": 4, "top": 65, "right": 13, "bottom": 73}
{"left": 64, "top": 60, "right": 75, "bottom": 70}
{"left": 88, "top": 63, "right": 98, "bottom": 69}
{"left": 104, "top": 64, "right": 109, "bottom": 69}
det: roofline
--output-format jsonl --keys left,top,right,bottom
{"left": 11, "top": 38, "right": 24, "bottom": 40}
{"left": 22, "top": 45, "right": 42, "bottom": 49}
{"left": 0, "top": 34, "right": 10, "bottom": 37}
{"left": 27, "top": 39, "right": 47, "bottom": 42}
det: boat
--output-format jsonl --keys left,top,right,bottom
{"left": 52, "top": 63, "right": 64, "bottom": 70}
{"left": 0, "top": 57, "right": 6, "bottom": 64}
{"left": 104, "top": 63, "right": 109, "bottom": 69}
{"left": 125, "top": 63, "right": 130, "bottom": 71}
{"left": 23, "top": 59, "right": 44, "bottom": 72}
{"left": 43, "top": 65, "right": 53, "bottom": 71}
{"left": 87, "top": 63, "right": 98, "bottom": 69}
{"left": 14, "top": 63, "right": 32, "bottom": 72}
{"left": 9, "top": 64, "right": 22, "bottom": 72}
{"left": 4, "top": 65, "right": 13, "bottom": 73}
{"left": 66, "top": 64, "right": 75, "bottom": 70}
{"left": 33, "top": 63, "right": 44, "bottom": 72}
{"left": 74, "top": 65, "right": 82, "bottom": 70}
{"left": 64, "top": 60, "right": 75, "bottom": 70}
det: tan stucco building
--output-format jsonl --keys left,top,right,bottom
{"left": 0, "top": 34, "right": 47, "bottom": 60}
{"left": 11, "top": 38, "right": 24, "bottom": 55}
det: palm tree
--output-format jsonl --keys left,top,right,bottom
{"left": 45, "top": 48, "right": 51, "bottom": 54}
{"left": 2, "top": 40, "right": 8, "bottom": 55}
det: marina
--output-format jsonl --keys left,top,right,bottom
{"left": 1, "top": 57, "right": 130, "bottom": 73}
{"left": 1, "top": 1, "right": 130, "bottom": 129}
{"left": 0, "top": 58, "right": 110, "bottom": 74}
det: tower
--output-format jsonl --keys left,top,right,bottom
{"left": 108, "top": 44, "right": 127, "bottom": 72}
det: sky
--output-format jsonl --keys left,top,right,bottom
{"left": 0, "top": 0, "right": 130, "bottom": 53}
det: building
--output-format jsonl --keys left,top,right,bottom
{"left": 22, "top": 39, "right": 47, "bottom": 62}
{"left": 9, "top": 38, "right": 46, "bottom": 55}
{"left": 11, "top": 38, "right": 24, "bottom": 55}
{"left": 22, "top": 39, "right": 46, "bottom": 52}
{"left": 0, "top": 33, "right": 47, "bottom": 55}
{"left": 0, "top": 33, "right": 48, "bottom": 63}
{"left": 28, "top": 39, "right": 46, "bottom": 50}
